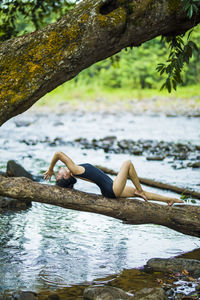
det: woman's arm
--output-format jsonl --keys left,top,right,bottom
{"left": 44, "top": 151, "right": 82, "bottom": 180}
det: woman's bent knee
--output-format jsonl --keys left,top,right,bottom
{"left": 123, "top": 160, "right": 131, "bottom": 167}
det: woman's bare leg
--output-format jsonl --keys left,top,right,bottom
{"left": 143, "top": 190, "right": 183, "bottom": 206}
{"left": 119, "top": 186, "right": 183, "bottom": 206}
{"left": 113, "top": 160, "right": 183, "bottom": 205}
{"left": 113, "top": 160, "right": 145, "bottom": 198}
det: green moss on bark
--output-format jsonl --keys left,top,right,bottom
{"left": 168, "top": 0, "right": 181, "bottom": 14}
{"left": 97, "top": 7, "right": 126, "bottom": 27}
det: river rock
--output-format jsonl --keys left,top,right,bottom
{"left": 146, "top": 156, "right": 165, "bottom": 161}
{"left": 44, "top": 293, "right": 60, "bottom": 300}
{"left": 73, "top": 137, "right": 199, "bottom": 169}
{"left": 196, "top": 284, "right": 200, "bottom": 298}
{"left": 11, "top": 291, "right": 38, "bottom": 300}
{"left": 6, "top": 160, "right": 33, "bottom": 180}
{"left": 15, "top": 120, "right": 32, "bottom": 127}
{"left": 147, "top": 258, "right": 200, "bottom": 273}
{"left": 83, "top": 286, "right": 133, "bottom": 300}
{"left": 133, "top": 287, "right": 167, "bottom": 300}
{"left": 101, "top": 136, "right": 117, "bottom": 142}
{"left": 0, "top": 196, "right": 31, "bottom": 211}
{"left": 187, "top": 161, "right": 200, "bottom": 168}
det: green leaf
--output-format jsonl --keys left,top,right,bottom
{"left": 166, "top": 78, "right": 172, "bottom": 93}
{"left": 160, "top": 68, "right": 166, "bottom": 75}
{"left": 160, "top": 82, "right": 166, "bottom": 91}
{"left": 193, "top": 4, "right": 199, "bottom": 13}
{"left": 180, "top": 194, "right": 189, "bottom": 201}
{"left": 185, "top": 44, "right": 193, "bottom": 57}
{"left": 188, "top": 40, "right": 199, "bottom": 51}
{"left": 184, "top": 1, "right": 192, "bottom": 11}
{"left": 172, "top": 79, "right": 177, "bottom": 91}
{"left": 188, "top": 5, "right": 193, "bottom": 18}
{"left": 187, "top": 29, "right": 194, "bottom": 40}
{"left": 174, "top": 71, "right": 183, "bottom": 83}
{"left": 191, "top": 199, "right": 196, "bottom": 204}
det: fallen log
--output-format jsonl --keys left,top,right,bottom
{"left": 0, "top": 175, "right": 199, "bottom": 238}
{"left": 95, "top": 165, "right": 200, "bottom": 199}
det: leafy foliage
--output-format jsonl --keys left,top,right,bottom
{"left": 156, "top": 0, "right": 200, "bottom": 92}
{"left": 181, "top": 0, "right": 200, "bottom": 18}
{"left": 72, "top": 26, "right": 200, "bottom": 90}
{"left": 0, "top": 0, "right": 75, "bottom": 41}
{"left": 156, "top": 34, "right": 199, "bottom": 92}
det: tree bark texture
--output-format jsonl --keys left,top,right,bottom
{"left": 0, "top": 0, "right": 200, "bottom": 125}
{"left": 0, "top": 175, "right": 199, "bottom": 237}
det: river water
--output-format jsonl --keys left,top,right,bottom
{"left": 0, "top": 110, "right": 200, "bottom": 294}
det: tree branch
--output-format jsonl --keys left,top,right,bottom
{"left": 0, "top": 175, "right": 199, "bottom": 238}
{"left": 0, "top": 0, "right": 199, "bottom": 125}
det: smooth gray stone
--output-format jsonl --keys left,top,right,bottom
{"left": 83, "top": 286, "right": 133, "bottom": 300}
{"left": 6, "top": 160, "right": 33, "bottom": 180}
{"left": 133, "top": 287, "right": 167, "bottom": 300}
{"left": 147, "top": 258, "right": 200, "bottom": 273}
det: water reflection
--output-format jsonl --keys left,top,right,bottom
{"left": 0, "top": 201, "right": 199, "bottom": 292}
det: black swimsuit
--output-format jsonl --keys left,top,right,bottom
{"left": 76, "top": 163, "right": 116, "bottom": 198}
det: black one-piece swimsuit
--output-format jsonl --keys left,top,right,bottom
{"left": 76, "top": 163, "right": 116, "bottom": 198}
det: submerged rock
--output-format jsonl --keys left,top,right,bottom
{"left": 196, "top": 284, "right": 200, "bottom": 298}
{"left": 0, "top": 196, "right": 31, "bottom": 211}
{"left": 187, "top": 161, "right": 200, "bottom": 168}
{"left": 133, "top": 287, "right": 167, "bottom": 300}
{"left": 147, "top": 258, "right": 200, "bottom": 274}
{"left": 146, "top": 155, "right": 165, "bottom": 161}
{"left": 15, "top": 120, "right": 32, "bottom": 127}
{"left": 83, "top": 286, "right": 133, "bottom": 299}
{"left": 11, "top": 291, "right": 38, "bottom": 300}
{"left": 44, "top": 293, "right": 60, "bottom": 300}
{"left": 83, "top": 286, "right": 168, "bottom": 300}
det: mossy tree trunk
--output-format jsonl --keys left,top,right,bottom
{"left": 0, "top": 0, "right": 200, "bottom": 125}
{"left": 0, "top": 175, "right": 199, "bottom": 238}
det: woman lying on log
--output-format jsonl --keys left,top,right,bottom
{"left": 44, "top": 151, "right": 184, "bottom": 206}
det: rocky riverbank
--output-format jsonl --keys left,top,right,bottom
{"left": 32, "top": 96, "right": 200, "bottom": 117}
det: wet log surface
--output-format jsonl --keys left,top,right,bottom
{"left": 0, "top": 175, "right": 199, "bottom": 238}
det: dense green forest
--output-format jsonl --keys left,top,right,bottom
{"left": 73, "top": 25, "right": 200, "bottom": 90}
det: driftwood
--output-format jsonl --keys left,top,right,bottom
{"left": 0, "top": 175, "right": 199, "bottom": 238}
{"left": 95, "top": 165, "right": 200, "bottom": 199}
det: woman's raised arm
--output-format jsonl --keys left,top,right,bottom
{"left": 44, "top": 151, "right": 82, "bottom": 180}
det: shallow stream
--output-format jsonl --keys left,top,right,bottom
{"left": 0, "top": 111, "right": 200, "bottom": 296}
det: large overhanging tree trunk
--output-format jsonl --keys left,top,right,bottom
{"left": 0, "top": 175, "right": 199, "bottom": 238}
{"left": 0, "top": 0, "right": 200, "bottom": 125}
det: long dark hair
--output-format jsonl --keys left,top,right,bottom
{"left": 56, "top": 176, "right": 77, "bottom": 189}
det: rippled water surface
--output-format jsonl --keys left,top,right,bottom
{"left": 0, "top": 111, "right": 200, "bottom": 292}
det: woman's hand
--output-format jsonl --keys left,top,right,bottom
{"left": 44, "top": 169, "right": 55, "bottom": 181}
{"left": 135, "top": 190, "right": 148, "bottom": 202}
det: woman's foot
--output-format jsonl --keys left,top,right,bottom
{"left": 134, "top": 190, "right": 148, "bottom": 202}
{"left": 168, "top": 198, "right": 184, "bottom": 206}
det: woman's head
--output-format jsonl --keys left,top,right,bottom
{"left": 56, "top": 167, "right": 77, "bottom": 189}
